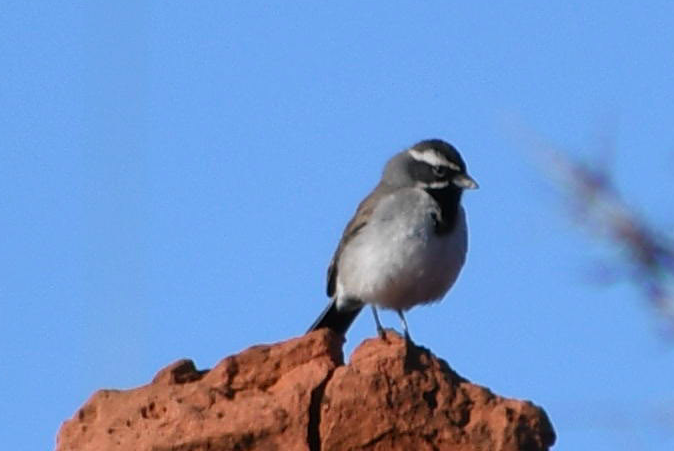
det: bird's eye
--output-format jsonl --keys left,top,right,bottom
{"left": 432, "top": 165, "right": 447, "bottom": 177}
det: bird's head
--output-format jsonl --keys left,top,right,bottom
{"left": 382, "top": 139, "right": 478, "bottom": 191}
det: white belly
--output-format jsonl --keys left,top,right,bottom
{"left": 336, "top": 189, "right": 467, "bottom": 311}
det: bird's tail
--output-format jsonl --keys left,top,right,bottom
{"left": 307, "top": 300, "right": 363, "bottom": 336}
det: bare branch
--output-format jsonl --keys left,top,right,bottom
{"left": 535, "top": 140, "right": 674, "bottom": 337}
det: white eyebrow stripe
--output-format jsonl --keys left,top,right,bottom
{"left": 408, "top": 149, "right": 460, "bottom": 170}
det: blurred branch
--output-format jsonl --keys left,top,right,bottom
{"left": 536, "top": 140, "right": 674, "bottom": 337}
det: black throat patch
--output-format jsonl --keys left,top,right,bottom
{"left": 425, "top": 187, "right": 462, "bottom": 235}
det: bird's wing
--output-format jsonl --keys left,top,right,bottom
{"left": 326, "top": 183, "right": 394, "bottom": 297}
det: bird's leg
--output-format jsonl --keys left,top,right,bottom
{"left": 370, "top": 305, "right": 386, "bottom": 338}
{"left": 396, "top": 309, "right": 412, "bottom": 342}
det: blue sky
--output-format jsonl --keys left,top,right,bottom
{"left": 2, "top": 1, "right": 674, "bottom": 450}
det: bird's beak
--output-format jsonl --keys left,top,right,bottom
{"left": 452, "top": 173, "right": 479, "bottom": 189}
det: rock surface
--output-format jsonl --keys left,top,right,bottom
{"left": 56, "top": 330, "right": 555, "bottom": 451}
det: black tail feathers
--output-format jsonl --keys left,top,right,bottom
{"left": 307, "top": 300, "right": 363, "bottom": 336}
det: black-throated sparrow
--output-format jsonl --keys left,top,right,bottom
{"left": 307, "top": 139, "right": 478, "bottom": 339}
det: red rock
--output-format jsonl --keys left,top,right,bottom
{"left": 320, "top": 333, "right": 554, "bottom": 451}
{"left": 56, "top": 330, "right": 555, "bottom": 451}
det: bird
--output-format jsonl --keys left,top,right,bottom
{"left": 307, "top": 139, "right": 478, "bottom": 340}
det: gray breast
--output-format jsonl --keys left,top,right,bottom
{"left": 335, "top": 188, "right": 467, "bottom": 311}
